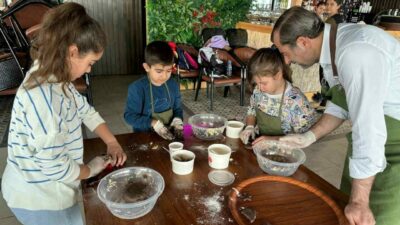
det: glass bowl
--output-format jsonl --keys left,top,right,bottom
{"left": 97, "top": 167, "right": 165, "bottom": 219}
{"left": 188, "top": 114, "right": 227, "bottom": 140}
{"left": 253, "top": 141, "right": 306, "bottom": 176}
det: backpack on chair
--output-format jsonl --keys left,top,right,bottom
{"left": 177, "top": 47, "right": 198, "bottom": 71}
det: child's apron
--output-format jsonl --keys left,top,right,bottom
{"left": 255, "top": 83, "right": 286, "bottom": 136}
{"left": 149, "top": 79, "right": 173, "bottom": 125}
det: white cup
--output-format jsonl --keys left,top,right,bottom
{"left": 208, "top": 144, "right": 232, "bottom": 169}
{"left": 226, "top": 121, "right": 244, "bottom": 139}
{"left": 169, "top": 142, "right": 184, "bottom": 156}
{"left": 171, "top": 150, "right": 195, "bottom": 175}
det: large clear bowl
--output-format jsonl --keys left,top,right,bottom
{"left": 253, "top": 142, "right": 306, "bottom": 176}
{"left": 97, "top": 167, "right": 165, "bottom": 219}
{"left": 188, "top": 114, "right": 227, "bottom": 140}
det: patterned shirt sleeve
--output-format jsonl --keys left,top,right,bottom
{"left": 285, "top": 87, "right": 317, "bottom": 134}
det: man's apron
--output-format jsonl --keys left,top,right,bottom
{"left": 149, "top": 79, "right": 173, "bottom": 125}
{"left": 256, "top": 83, "right": 286, "bottom": 136}
{"left": 328, "top": 24, "right": 400, "bottom": 225}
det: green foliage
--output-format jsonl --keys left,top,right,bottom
{"left": 147, "top": 0, "right": 251, "bottom": 47}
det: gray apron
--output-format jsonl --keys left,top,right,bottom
{"left": 328, "top": 24, "right": 400, "bottom": 225}
{"left": 149, "top": 79, "right": 173, "bottom": 125}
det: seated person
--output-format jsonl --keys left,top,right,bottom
{"left": 325, "top": 0, "right": 345, "bottom": 24}
{"left": 314, "top": 1, "right": 326, "bottom": 20}
{"left": 124, "top": 41, "right": 183, "bottom": 140}
{"left": 239, "top": 47, "right": 317, "bottom": 146}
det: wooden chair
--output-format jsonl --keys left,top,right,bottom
{"left": 174, "top": 43, "right": 199, "bottom": 90}
{"left": 195, "top": 48, "right": 244, "bottom": 111}
{"left": 201, "top": 28, "right": 226, "bottom": 44}
{"left": 0, "top": 17, "right": 27, "bottom": 96}
{"left": 226, "top": 28, "right": 248, "bottom": 48}
{"left": 1, "top": 1, "right": 93, "bottom": 104}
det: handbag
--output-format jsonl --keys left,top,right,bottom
{"left": 0, "top": 53, "right": 24, "bottom": 91}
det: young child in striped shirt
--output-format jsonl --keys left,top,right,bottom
{"left": 1, "top": 3, "right": 127, "bottom": 225}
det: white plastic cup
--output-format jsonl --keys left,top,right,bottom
{"left": 226, "top": 121, "right": 244, "bottom": 139}
{"left": 208, "top": 144, "right": 232, "bottom": 169}
{"left": 171, "top": 150, "right": 195, "bottom": 175}
{"left": 169, "top": 142, "right": 184, "bottom": 156}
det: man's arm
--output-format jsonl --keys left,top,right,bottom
{"left": 344, "top": 177, "right": 376, "bottom": 225}
{"left": 310, "top": 113, "right": 344, "bottom": 139}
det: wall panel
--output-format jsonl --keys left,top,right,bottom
{"left": 69, "top": 0, "right": 145, "bottom": 75}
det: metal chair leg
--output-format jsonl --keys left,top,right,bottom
{"left": 206, "top": 83, "right": 209, "bottom": 98}
{"left": 240, "top": 67, "right": 245, "bottom": 106}
{"left": 210, "top": 80, "right": 214, "bottom": 111}
{"left": 223, "top": 86, "right": 230, "bottom": 97}
{"left": 194, "top": 71, "right": 202, "bottom": 101}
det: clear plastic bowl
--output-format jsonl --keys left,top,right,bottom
{"left": 253, "top": 142, "right": 306, "bottom": 176}
{"left": 188, "top": 114, "right": 227, "bottom": 140}
{"left": 97, "top": 167, "right": 165, "bottom": 219}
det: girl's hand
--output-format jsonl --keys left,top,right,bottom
{"left": 106, "top": 141, "right": 127, "bottom": 167}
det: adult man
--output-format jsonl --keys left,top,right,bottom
{"left": 271, "top": 6, "right": 400, "bottom": 225}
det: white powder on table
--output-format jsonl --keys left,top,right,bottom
{"left": 196, "top": 191, "right": 227, "bottom": 225}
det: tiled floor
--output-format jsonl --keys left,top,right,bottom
{"left": 0, "top": 75, "right": 348, "bottom": 224}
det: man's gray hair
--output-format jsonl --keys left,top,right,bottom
{"left": 271, "top": 6, "right": 325, "bottom": 47}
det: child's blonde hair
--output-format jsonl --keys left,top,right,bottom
{"left": 247, "top": 47, "right": 292, "bottom": 88}
{"left": 27, "top": 2, "right": 106, "bottom": 90}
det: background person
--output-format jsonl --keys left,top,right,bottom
{"left": 326, "top": 0, "right": 345, "bottom": 24}
{"left": 1, "top": 3, "right": 127, "bottom": 225}
{"left": 272, "top": 6, "right": 400, "bottom": 225}
{"left": 315, "top": 1, "right": 327, "bottom": 20}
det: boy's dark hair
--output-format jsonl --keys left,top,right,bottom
{"left": 317, "top": 1, "right": 326, "bottom": 7}
{"left": 145, "top": 41, "right": 174, "bottom": 66}
{"left": 248, "top": 47, "right": 292, "bottom": 87}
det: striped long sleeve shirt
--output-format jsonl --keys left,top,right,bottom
{"left": 2, "top": 65, "right": 104, "bottom": 210}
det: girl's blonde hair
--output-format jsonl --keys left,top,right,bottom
{"left": 247, "top": 47, "right": 292, "bottom": 90}
{"left": 26, "top": 2, "right": 106, "bottom": 90}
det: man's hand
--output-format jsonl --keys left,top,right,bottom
{"left": 153, "top": 120, "right": 175, "bottom": 140}
{"left": 106, "top": 141, "right": 127, "bottom": 167}
{"left": 87, "top": 155, "right": 113, "bottom": 178}
{"left": 345, "top": 202, "right": 375, "bottom": 225}
{"left": 252, "top": 139, "right": 292, "bottom": 153}
{"left": 170, "top": 117, "right": 183, "bottom": 138}
{"left": 279, "top": 131, "right": 316, "bottom": 149}
{"left": 345, "top": 177, "right": 376, "bottom": 225}
{"left": 240, "top": 125, "right": 256, "bottom": 144}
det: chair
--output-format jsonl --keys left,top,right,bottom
{"left": 0, "top": 17, "right": 27, "bottom": 95}
{"left": 1, "top": 0, "right": 56, "bottom": 50}
{"left": 201, "top": 28, "right": 226, "bottom": 44}
{"left": 225, "top": 28, "right": 248, "bottom": 48}
{"left": 1, "top": 1, "right": 93, "bottom": 104}
{"left": 195, "top": 48, "right": 244, "bottom": 111}
{"left": 174, "top": 43, "right": 199, "bottom": 90}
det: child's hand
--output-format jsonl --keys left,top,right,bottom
{"left": 153, "top": 120, "right": 175, "bottom": 140}
{"left": 170, "top": 117, "right": 183, "bottom": 138}
{"left": 170, "top": 117, "right": 183, "bottom": 130}
{"left": 240, "top": 125, "right": 256, "bottom": 144}
{"left": 106, "top": 141, "right": 127, "bottom": 167}
{"left": 87, "top": 155, "right": 113, "bottom": 178}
